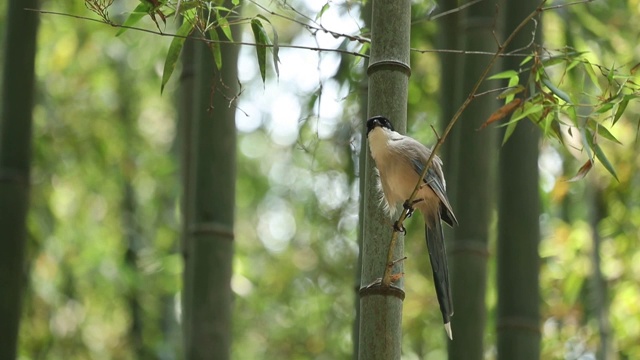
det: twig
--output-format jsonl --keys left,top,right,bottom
{"left": 25, "top": 9, "right": 369, "bottom": 58}
{"left": 413, "top": 0, "right": 485, "bottom": 24}
{"left": 249, "top": 0, "right": 370, "bottom": 44}
{"left": 381, "top": 0, "right": 549, "bottom": 287}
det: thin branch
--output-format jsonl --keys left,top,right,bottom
{"left": 413, "top": 0, "right": 485, "bottom": 24}
{"left": 381, "top": 0, "right": 550, "bottom": 286}
{"left": 541, "top": 0, "right": 595, "bottom": 10}
{"left": 26, "top": 9, "right": 369, "bottom": 58}
{"left": 249, "top": 0, "right": 370, "bottom": 44}
{"left": 410, "top": 47, "right": 531, "bottom": 57}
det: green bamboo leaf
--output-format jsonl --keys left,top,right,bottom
{"left": 501, "top": 118, "right": 518, "bottom": 145}
{"left": 255, "top": 15, "right": 280, "bottom": 79}
{"left": 551, "top": 120, "right": 565, "bottom": 145}
{"left": 592, "top": 141, "right": 619, "bottom": 181}
{"left": 208, "top": 29, "right": 222, "bottom": 70}
{"left": 542, "top": 77, "right": 572, "bottom": 104}
{"left": 519, "top": 55, "right": 533, "bottom": 67}
{"left": 161, "top": 20, "right": 194, "bottom": 93}
{"left": 504, "top": 103, "right": 544, "bottom": 125}
{"left": 316, "top": 3, "right": 330, "bottom": 21}
{"left": 580, "top": 128, "right": 593, "bottom": 162}
{"left": 354, "top": 43, "right": 369, "bottom": 66}
{"left": 488, "top": 70, "right": 519, "bottom": 80}
{"left": 216, "top": 12, "right": 234, "bottom": 41}
{"left": 587, "top": 119, "right": 622, "bottom": 144}
{"left": 541, "top": 55, "right": 567, "bottom": 67}
{"left": 612, "top": 96, "right": 630, "bottom": 126}
{"left": 232, "top": 0, "right": 239, "bottom": 5}
{"left": 607, "top": 63, "right": 615, "bottom": 83}
{"left": 596, "top": 102, "right": 614, "bottom": 114}
{"left": 567, "top": 106, "right": 578, "bottom": 127}
{"left": 497, "top": 85, "right": 524, "bottom": 100}
{"left": 251, "top": 18, "right": 267, "bottom": 83}
{"left": 116, "top": 3, "right": 152, "bottom": 36}
{"left": 582, "top": 60, "right": 599, "bottom": 88}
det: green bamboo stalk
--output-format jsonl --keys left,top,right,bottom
{"left": 0, "top": 0, "right": 39, "bottom": 358}
{"left": 358, "top": 1, "right": 411, "bottom": 359}
{"left": 182, "top": 17, "right": 238, "bottom": 359}
{"left": 496, "top": 2, "right": 541, "bottom": 358}
{"left": 447, "top": 1, "right": 498, "bottom": 358}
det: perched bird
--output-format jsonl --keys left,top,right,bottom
{"left": 366, "top": 115, "right": 458, "bottom": 340}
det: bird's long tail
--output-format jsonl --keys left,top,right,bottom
{"left": 424, "top": 213, "right": 454, "bottom": 340}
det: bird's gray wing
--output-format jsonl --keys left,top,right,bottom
{"left": 411, "top": 159, "right": 458, "bottom": 227}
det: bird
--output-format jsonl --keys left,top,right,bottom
{"left": 366, "top": 115, "right": 458, "bottom": 340}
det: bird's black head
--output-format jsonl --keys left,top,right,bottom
{"left": 366, "top": 116, "right": 394, "bottom": 135}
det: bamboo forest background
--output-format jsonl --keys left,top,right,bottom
{"left": 2, "top": 0, "right": 640, "bottom": 359}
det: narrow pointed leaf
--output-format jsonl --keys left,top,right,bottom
{"left": 593, "top": 143, "right": 619, "bottom": 181}
{"left": 316, "top": 3, "right": 330, "bottom": 21}
{"left": 542, "top": 77, "right": 572, "bottom": 104}
{"left": 161, "top": 20, "right": 194, "bottom": 93}
{"left": 586, "top": 128, "right": 619, "bottom": 181}
{"left": 501, "top": 118, "right": 518, "bottom": 145}
{"left": 251, "top": 18, "right": 267, "bottom": 83}
{"left": 208, "top": 29, "right": 223, "bottom": 70}
{"left": 255, "top": 15, "right": 280, "bottom": 79}
{"left": 583, "top": 60, "right": 599, "bottom": 88}
{"left": 567, "top": 159, "right": 593, "bottom": 182}
{"left": 216, "top": 13, "right": 234, "bottom": 41}
{"left": 488, "top": 69, "right": 519, "bottom": 80}
{"left": 612, "top": 97, "right": 629, "bottom": 126}
{"left": 497, "top": 85, "right": 524, "bottom": 100}
{"left": 479, "top": 98, "right": 522, "bottom": 130}
{"left": 551, "top": 120, "right": 565, "bottom": 145}
{"left": 117, "top": 3, "right": 152, "bottom": 36}
{"left": 587, "top": 120, "right": 621, "bottom": 144}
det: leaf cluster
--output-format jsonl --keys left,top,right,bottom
{"left": 486, "top": 48, "right": 639, "bottom": 180}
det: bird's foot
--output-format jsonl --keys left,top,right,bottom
{"left": 393, "top": 221, "right": 406, "bottom": 234}
{"left": 402, "top": 199, "right": 423, "bottom": 218}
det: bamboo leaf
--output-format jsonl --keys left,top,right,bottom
{"left": 612, "top": 96, "right": 630, "bottom": 126}
{"left": 497, "top": 85, "right": 525, "bottom": 100}
{"left": 116, "top": 3, "right": 152, "bottom": 36}
{"left": 255, "top": 15, "right": 280, "bottom": 79}
{"left": 519, "top": 55, "right": 533, "bottom": 67}
{"left": 161, "top": 19, "right": 194, "bottom": 93}
{"left": 502, "top": 102, "right": 544, "bottom": 125}
{"left": 594, "top": 143, "right": 619, "bottom": 181}
{"left": 480, "top": 98, "right": 522, "bottom": 130}
{"left": 542, "top": 77, "right": 572, "bottom": 104}
{"left": 251, "top": 18, "right": 267, "bottom": 83}
{"left": 208, "top": 29, "right": 223, "bottom": 70}
{"left": 217, "top": 13, "right": 234, "bottom": 41}
{"left": 501, "top": 118, "right": 518, "bottom": 145}
{"left": 582, "top": 60, "right": 599, "bottom": 88}
{"left": 567, "top": 159, "right": 593, "bottom": 182}
{"left": 488, "top": 69, "right": 519, "bottom": 80}
{"left": 316, "top": 3, "right": 330, "bottom": 21}
{"left": 586, "top": 128, "right": 619, "bottom": 180}
{"left": 587, "top": 119, "right": 622, "bottom": 144}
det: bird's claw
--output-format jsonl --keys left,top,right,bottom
{"left": 402, "top": 200, "right": 414, "bottom": 218}
{"left": 393, "top": 221, "right": 406, "bottom": 234}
